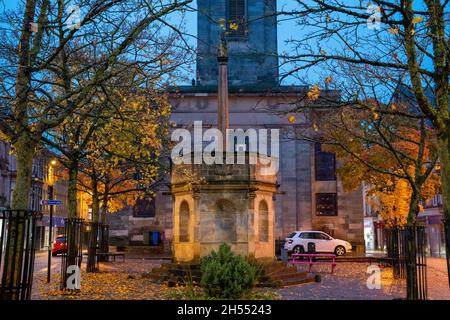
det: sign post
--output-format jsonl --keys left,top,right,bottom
{"left": 41, "top": 197, "right": 62, "bottom": 283}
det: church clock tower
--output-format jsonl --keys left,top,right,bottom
{"left": 196, "top": 0, "right": 278, "bottom": 87}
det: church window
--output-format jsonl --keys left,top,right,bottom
{"left": 133, "top": 197, "right": 156, "bottom": 217}
{"left": 316, "top": 193, "right": 338, "bottom": 216}
{"left": 315, "top": 143, "right": 336, "bottom": 181}
{"left": 227, "top": 0, "right": 247, "bottom": 38}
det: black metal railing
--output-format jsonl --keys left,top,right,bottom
{"left": 275, "top": 237, "right": 284, "bottom": 256}
{"left": 60, "top": 218, "right": 84, "bottom": 291}
{"left": 86, "top": 222, "right": 100, "bottom": 272}
{"left": 98, "top": 224, "right": 109, "bottom": 262}
{"left": 385, "top": 225, "right": 427, "bottom": 300}
{"left": 0, "top": 210, "right": 42, "bottom": 300}
{"left": 386, "top": 227, "right": 406, "bottom": 278}
{"left": 443, "top": 219, "right": 450, "bottom": 289}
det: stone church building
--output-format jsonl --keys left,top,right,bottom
{"left": 109, "top": 0, "right": 365, "bottom": 253}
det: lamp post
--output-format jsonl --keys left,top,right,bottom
{"left": 46, "top": 159, "right": 57, "bottom": 283}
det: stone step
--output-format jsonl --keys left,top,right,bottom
{"left": 267, "top": 272, "right": 308, "bottom": 282}
{"left": 263, "top": 265, "right": 298, "bottom": 276}
{"left": 277, "top": 275, "right": 317, "bottom": 287}
{"left": 147, "top": 260, "right": 314, "bottom": 289}
{"left": 261, "top": 262, "right": 298, "bottom": 275}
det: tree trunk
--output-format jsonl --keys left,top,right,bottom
{"left": 407, "top": 189, "right": 420, "bottom": 225}
{"left": 64, "top": 159, "right": 80, "bottom": 283}
{"left": 406, "top": 193, "right": 421, "bottom": 300}
{"left": 4, "top": 133, "right": 36, "bottom": 299}
{"left": 86, "top": 173, "right": 99, "bottom": 272}
{"left": 67, "top": 160, "right": 79, "bottom": 219}
{"left": 99, "top": 187, "right": 109, "bottom": 258}
{"left": 438, "top": 130, "right": 450, "bottom": 289}
{"left": 438, "top": 131, "right": 450, "bottom": 219}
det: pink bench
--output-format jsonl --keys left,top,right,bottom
{"left": 291, "top": 253, "right": 337, "bottom": 273}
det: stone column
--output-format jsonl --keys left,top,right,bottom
{"left": 217, "top": 33, "right": 229, "bottom": 147}
{"left": 247, "top": 192, "right": 256, "bottom": 257}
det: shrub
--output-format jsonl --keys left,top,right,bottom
{"left": 200, "top": 244, "right": 257, "bottom": 299}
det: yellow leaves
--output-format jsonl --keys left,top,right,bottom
{"left": 229, "top": 22, "right": 239, "bottom": 31}
{"left": 410, "top": 28, "right": 416, "bottom": 36}
{"left": 388, "top": 27, "right": 399, "bottom": 34}
{"left": 312, "top": 123, "right": 319, "bottom": 132}
{"left": 325, "top": 15, "right": 331, "bottom": 22}
{"left": 307, "top": 84, "right": 321, "bottom": 101}
{"left": 391, "top": 104, "right": 397, "bottom": 110}
{"left": 325, "top": 76, "right": 333, "bottom": 84}
{"left": 288, "top": 115, "right": 296, "bottom": 124}
{"left": 218, "top": 18, "right": 226, "bottom": 30}
{"left": 377, "top": 178, "right": 411, "bottom": 227}
{"left": 319, "top": 49, "right": 327, "bottom": 55}
{"left": 412, "top": 16, "right": 423, "bottom": 24}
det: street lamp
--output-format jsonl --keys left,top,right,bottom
{"left": 46, "top": 159, "right": 57, "bottom": 283}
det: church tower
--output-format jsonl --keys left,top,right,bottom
{"left": 196, "top": 0, "right": 278, "bottom": 87}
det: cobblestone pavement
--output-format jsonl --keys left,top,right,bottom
{"left": 31, "top": 252, "right": 166, "bottom": 300}
{"left": 426, "top": 258, "right": 450, "bottom": 300}
{"left": 278, "top": 259, "right": 450, "bottom": 300}
{"left": 31, "top": 252, "right": 450, "bottom": 300}
{"left": 277, "top": 262, "right": 405, "bottom": 300}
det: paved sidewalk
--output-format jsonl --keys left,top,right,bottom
{"left": 277, "top": 263, "right": 405, "bottom": 300}
{"left": 278, "top": 259, "right": 450, "bottom": 300}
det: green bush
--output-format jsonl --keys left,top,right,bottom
{"left": 200, "top": 244, "right": 257, "bottom": 299}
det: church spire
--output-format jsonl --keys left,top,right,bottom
{"left": 217, "top": 32, "right": 229, "bottom": 145}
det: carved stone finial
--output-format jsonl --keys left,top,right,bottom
{"left": 217, "top": 32, "right": 228, "bottom": 64}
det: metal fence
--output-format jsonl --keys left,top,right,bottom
{"left": 98, "top": 224, "right": 109, "bottom": 262}
{"left": 385, "top": 225, "right": 427, "bottom": 300}
{"left": 86, "top": 222, "right": 100, "bottom": 272}
{"left": 60, "top": 218, "right": 84, "bottom": 291}
{"left": 0, "top": 210, "right": 42, "bottom": 300}
{"left": 443, "top": 219, "right": 450, "bottom": 289}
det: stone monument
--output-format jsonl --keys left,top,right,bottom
{"left": 171, "top": 35, "right": 278, "bottom": 263}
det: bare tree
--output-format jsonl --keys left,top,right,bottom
{"left": 278, "top": 0, "right": 449, "bottom": 221}
{"left": 0, "top": 0, "right": 192, "bottom": 298}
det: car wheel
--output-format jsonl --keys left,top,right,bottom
{"left": 293, "top": 245, "right": 304, "bottom": 254}
{"left": 335, "top": 245, "right": 346, "bottom": 256}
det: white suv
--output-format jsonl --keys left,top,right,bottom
{"left": 284, "top": 231, "right": 352, "bottom": 256}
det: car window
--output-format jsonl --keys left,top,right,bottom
{"left": 317, "top": 233, "right": 331, "bottom": 240}
{"left": 299, "top": 232, "right": 314, "bottom": 239}
{"left": 287, "top": 232, "right": 297, "bottom": 239}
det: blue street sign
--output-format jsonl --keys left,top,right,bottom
{"left": 41, "top": 199, "right": 63, "bottom": 206}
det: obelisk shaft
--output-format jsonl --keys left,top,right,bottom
{"left": 217, "top": 34, "right": 229, "bottom": 148}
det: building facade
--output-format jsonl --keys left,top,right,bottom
{"left": 0, "top": 140, "right": 69, "bottom": 250}
{"left": 109, "top": 0, "right": 365, "bottom": 253}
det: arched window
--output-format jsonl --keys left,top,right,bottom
{"left": 179, "top": 201, "right": 190, "bottom": 242}
{"left": 215, "top": 199, "right": 236, "bottom": 242}
{"left": 258, "top": 200, "right": 269, "bottom": 242}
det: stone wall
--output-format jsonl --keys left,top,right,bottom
{"left": 167, "top": 92, "right": 365, "bottom": 251}
{"left": 171, "top": 155, "right": 277, "bottom": 262}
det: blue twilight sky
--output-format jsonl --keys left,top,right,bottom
{"left": 0, "top": 0, "right": 305, "bottom": 85}
{"left": 0, "top": 1, "right": 437, "bottom": 90}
